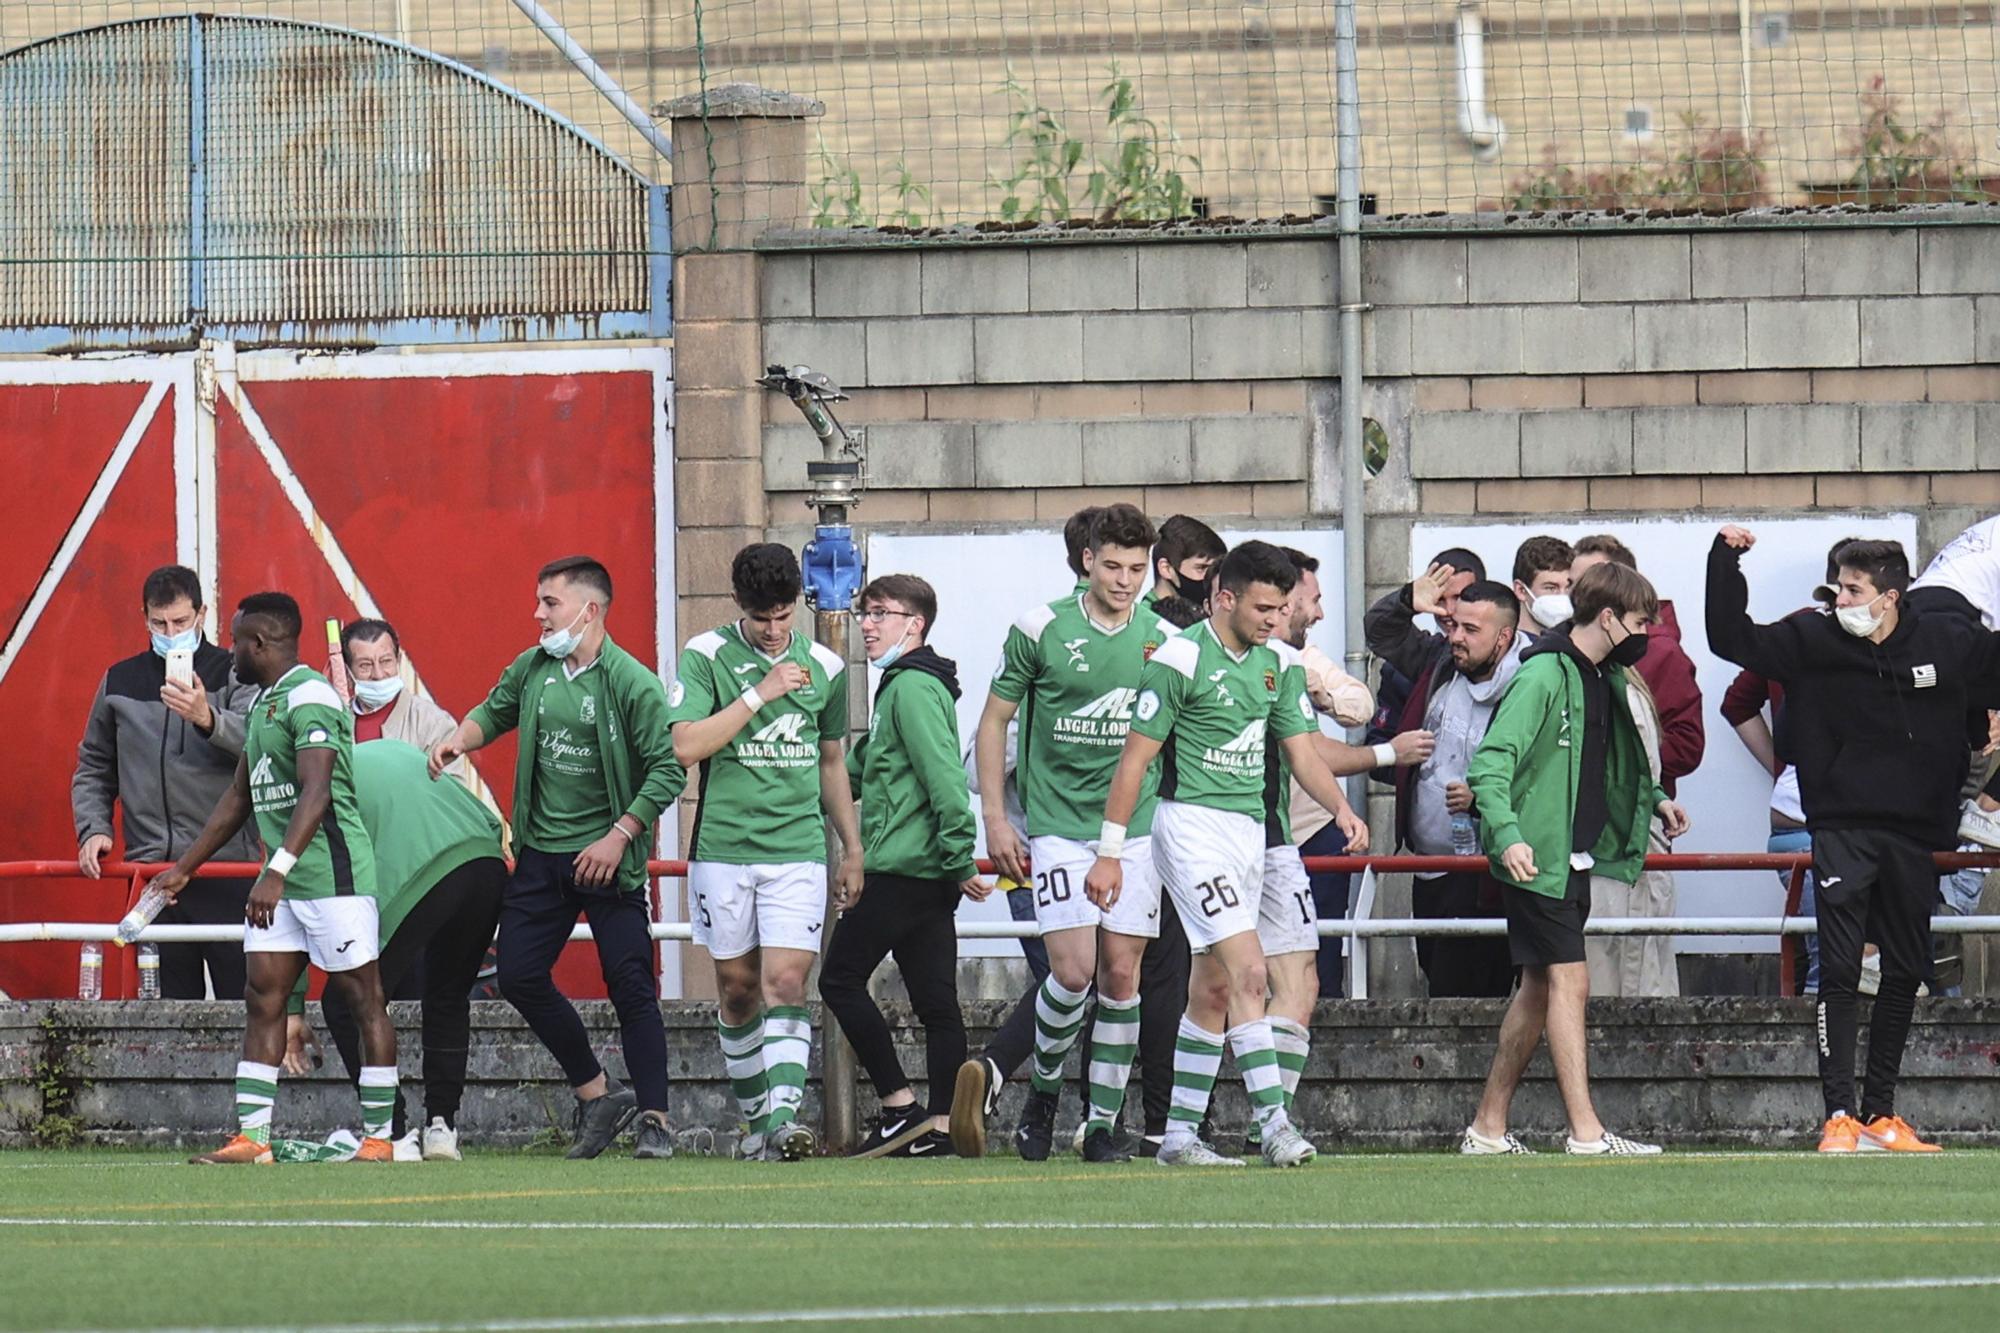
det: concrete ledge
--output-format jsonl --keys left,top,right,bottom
{"left": 13, "top": 998, "right": 2000, "bottom": 1150}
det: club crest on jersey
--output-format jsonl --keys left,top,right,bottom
{"left": 1143, "top": 639, "right": 1160, "bottom": 660}
{"left": 1064, "top": 638, "right": 1091, "bottom": 671}
{"left": 1263, "top": 669, "right": 1277, "bottom": 694}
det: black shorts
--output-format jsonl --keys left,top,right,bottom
{"left": 1503, "top": 868, "right": 1592, "bottom": 967}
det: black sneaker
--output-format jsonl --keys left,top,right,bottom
{"left": 1014, "top": 1088, "right": 1058, "bottom": 1162}
{"left": 566, "top": 1085, "right": 638, "bottom": 1160}
{"left": 632, "top": 1112, "right": 675, "bottom": 1160}
{"left": 902, "top": 1130, "right": 956, "bottom": 1159}
{"left": 949, "top": 1056, "right": 1002, "bottom": 1158}
{"left": 1082, "top": 1127, "right": 1133, "bottom": 1163}
{"left": 852, "top": 1108, "right": 930, "bottom": 1159}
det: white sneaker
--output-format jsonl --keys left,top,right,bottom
{"left": 1156, "top": 1136, "right": 1245, "bottom": 1167}
{"left": 420, "top": 1117, "right": 461, "bottom": 1161}
{"left": 1460, "top": 1126, "right": 1532, "bottom": 1155}
{"left": 1260, "top": 1124, "right": 1317, "bottom": 1167}
{"left": 391, "top": 1127, "right": 423, "bottom": 1162}
{"left": 1071, "top": 1121, "right": 1087, "bottom": 1155}
{"left": 1958, "top": 801, "right": 2000, "bottom": 850}
{"left": 1565, "top": 1130, "right": 1662, "bottom": 1156}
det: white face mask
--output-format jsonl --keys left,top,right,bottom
{"left": 351, "top": 675, "right": 404, "bottom": 710}
{"left": 1530, "top": 593, "right": 1573, "bottom": 627}
{"left": 1836, "top": 593, "right": 1888, "bottom": 638}
{"left": 540, "top": 607, "right": 589, "bottom": 659}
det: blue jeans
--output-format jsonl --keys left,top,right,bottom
{"left": 1769, "top": 828, "right": 1818, "bottom": 993}
{"left": 1301, "top": 821, "right": 1354, "bottom": 998}
{"left": 1006, "top": 885, "right": 1050, "bottom": 984}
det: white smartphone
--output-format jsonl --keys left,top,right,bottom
{"left": 165, "top": 648, "right": 195, "bottom": 689}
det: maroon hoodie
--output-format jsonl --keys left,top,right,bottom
{"left": 1636, "top": 599, "right": 1705, "bottom": 796}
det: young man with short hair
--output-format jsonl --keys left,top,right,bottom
{"left": 1511, "top": 536, "right": 1576, "bottom": 638}
{"left": 147, "top": 592, "right": 398, "bottom": 1164}
{"left": 1708, "top": 527, "right": 2000, "bottom": 1153}
{"left": 671, "top": 543, "right": 864, "bottom": 1162}
{"left": 1093, "top": 540, "right": 1371, "bottom": 1168}
{"left": 1572, "top": 534, "right": 1706, "bottom": 795}
{"left": 819, "top": 575, "right": 984, "bottom": 1158}
{"left": 959, "top": 504, "right": 1177, "bottom": 1164}
{"left": 431, "top": 556, "right": 684, "bottom": 1161}
{"left": 1147, "top": 514, "right": 1227, "bottom": 612}
{"left": 1463, "top": 562, "right": 1687, "bottom": 1156}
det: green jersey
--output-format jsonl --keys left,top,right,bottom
{"left": 1132, "top": 622, "right": 1314, "bottom": 819}
{"left": 521, "top": 661, "right": 614, "bottom": 852}
{"left": 244, "top": 664, "right": 376, "bottom": 901}
{"left": 671, "top": 623, "right": 848, "bottom": 864}
{"left": 1263, "top": 654, "right": 1313, "bottom": 847}
{"left": 991, "top": 593, "right": 1177, "bottom": 841}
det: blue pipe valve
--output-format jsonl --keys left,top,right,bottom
{"left": 802, "top": 524, "right": 864, "bottom": 613}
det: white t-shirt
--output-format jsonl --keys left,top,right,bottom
{"left": 1913, "top": 515, "right": 2000, "bottom": 628}
{"left": 1770, "top": 765, "right": 1805, "bottom": 825}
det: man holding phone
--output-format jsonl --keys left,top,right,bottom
{"left": 73, "top": 565, "right": 261, "bottom": 999}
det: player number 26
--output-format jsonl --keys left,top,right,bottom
{"left": 1195, "top": 875, "right": 1241, "bottom": 917}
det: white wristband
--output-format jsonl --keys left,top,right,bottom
{"left": 1097, "top": 821, "right": 1128, "bottom": 859}
{"left": 267, "top": 849, "right": 298, "bottom": 877}
{"left": 609, "top": 822, "right": 635, "bottom": 845}
{"left": 739, "top": 686, "right": 764, "bottom": 715}
{"left": 1372, "top": 742, "right": 1398, "bottom": 769}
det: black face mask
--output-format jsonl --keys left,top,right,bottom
{"left": 1606, "top": 622, "right": 1649, "bottom": 669}
{"left": 1174, "top": 569, "right": 1214, "bottom": 610}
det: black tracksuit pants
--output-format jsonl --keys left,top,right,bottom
{"left": 321, "top": 857, "right": 505, "bottom": 1138}
{"left": 495, "top": 846, "right": 671, "bottom": 1115}
{"left": 818, "top": 874, "right": 966, "bottom": 1117}
{"left": 1412, "top": 871, "right": 1515, "bottom": 998}
{"left": 1812, "top": 827, "right": 1936, "bottom": 1121}
{"left": 985, "top": 893, "right": 1192, "bottom": 1136}
{"left": 159, "top": 879, "right": 252, "bottom": 1000}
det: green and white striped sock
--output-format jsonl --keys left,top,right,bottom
{"left": 1029, "top": 976, "right": 1092, "bottom": 1096}
{"left": 1270, "top": 1016, "right": 1311, "bottom": 1113}
{"left": 235, "top": 1060, "right": 279, "bottom": 1146}
{"left": 358, "top": 1066, "right": 397, "bottom": 1141}
{"left": 718, "top": 1013, "right": 771, "bottom": 1133}
{"left": 1084, "top": 996, "right": 1141, "bottom": 1134}
{"left": 1163, "top": 1017, "right": 1225, "bottom": 1149}
{"left": 1228, "top": 1020, "right": 1292, "bottom": 1140}
{"left": 762, "top": 1005, "right": 812, "bottom": 1130}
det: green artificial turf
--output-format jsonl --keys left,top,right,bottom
{"left": 2, "top": 1147, "right": 1996, "bottom": 1331}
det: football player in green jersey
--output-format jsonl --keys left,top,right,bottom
{"left": 671, "top": 543, "right": 864, "bottom": 1162}
{"left": 971, "top": 504, "right": 1178, "bottom": 1164}
{"left": 147, "top": 592, "right": 398, "bottom": 1165}
{"left": 1091, "top": 542, "right": 1370, "bottom": 1167}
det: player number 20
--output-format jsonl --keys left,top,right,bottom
{"left": 1195, "top": 874, "right": 1241, "bottom": 918}
{"left": 1036, "top": 867, "right": 1073, "bottom": 907}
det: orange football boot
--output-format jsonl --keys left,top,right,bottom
{"left": 1816, "top": 1114, "right": 1864, "bottom": 1154}
{"left": 353, "top": 1135, "right": 395, "bottom": 1162}
{"left": 1860, "top": 1115, "right": 1942, "bottom": 1153}
{"left": 189, "top": 1135, "right": 274, "bottom": 1165}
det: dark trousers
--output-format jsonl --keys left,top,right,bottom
{"left": 321, "top": 857, "right": 505, "bottom": 1138}
{"left": 987, "top": 895, "right": 1192, "bottom": 1136}
{"left": 159, "top": 879, "right": 252, "bottom": 1000}
{"left": 1006, "top": 886, "right": 1051, "bottom": 983}
{"left": 818, "top": 873, "right": 966, "bottom": 1117}
{"left": 1413, "top": 871, "right": 1515, "bottom": 998}
{"left": 1302, "top": 821, "right": 1354, "bottom": 998}
{"left": 496, "top": 846, "right": 670, "bottom": 1114}
{"left": 1812, "top": 827, "right": 1935, "bottom": 1121}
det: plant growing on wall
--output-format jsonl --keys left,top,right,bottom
{"left": 1837, "top": 75, "right": 1995, "bottom": 203}
{"left": 1495, "top": 117, "right": 1770, "bottom": 212}
{"left": 990, "top": 64, "right": 1199, "bottom": 223}
{"left": 811, "top": 145, "right": 940, "bottom": 230}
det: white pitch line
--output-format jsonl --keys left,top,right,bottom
{"left": 5, "top": 1217, "right": 1999, "bottom": 1234}
{"left": 66, "top": 1273, "right": 2000, "bottom": 1333}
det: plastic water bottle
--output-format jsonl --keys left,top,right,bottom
{"left": 1450, "top": 809, "right": 1479, "bottom": 858}
{"left": 115, "top": 884, "right": 173, "bottom": 946}
{"left": 136, "top": 944, "right": 162, "bottom": 1000}
{"left": 77, "top": 943, "right": 103, "bottom": 1000}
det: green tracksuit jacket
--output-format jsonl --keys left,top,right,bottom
{"left": 847, "top": 647, "right": 977, "bottom": 882}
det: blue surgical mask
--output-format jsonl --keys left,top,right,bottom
{"left": 872, "top": 640, "right": 908, "bottom": 671}
{"left": 540, "top": 608, "right": 589, "bottom": 659}
{"left": 352, "top": 675, "right": 404, "bottom": 710}
{"left": 151, "top": 627, "right": 199, "bottom": 659}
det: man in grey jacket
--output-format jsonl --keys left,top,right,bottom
{"left": 72, "top": 566, "right": 260, "bottom": 999}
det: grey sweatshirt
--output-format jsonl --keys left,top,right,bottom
{"left": 71, "top": 640, "right": 263, "bottom": 864}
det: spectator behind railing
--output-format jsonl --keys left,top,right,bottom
{"left": 1572, "top": 535, "right": 1706, "bottom": 795}
{"left": 71, "top": 565, "right": 261, "bottom": 1000}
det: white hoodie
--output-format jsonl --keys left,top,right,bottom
{"left": 1913, "top": 515, "right": 2000, "bottom": 628}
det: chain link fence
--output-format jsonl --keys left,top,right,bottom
{"left": 7, "top": 2, "right": 1998, "bottom": 241}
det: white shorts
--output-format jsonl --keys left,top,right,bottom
{"left": 1258, "top": 845, "right": 1319, "bottom": 958}
{"left": 244, "top": 896, "right": 380, "bottom": 973}
{"left": 688, "top": 861, "right": 828, "bottom": 960}
{"left": 1026, "top": 834, "right": 1161, "bottom": 940}
{"left": 1152, "top": 800, "right": 1265, "bottom": 952}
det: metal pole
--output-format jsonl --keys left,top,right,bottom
{"left": 1333, "top": 0, "right": 1368, "bottom": 813}
{"left": 509, "top": 0, "right": 675, "bottom": 163}
{"left": 814, "top": 604, "right": 860, "bottom": 1154}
